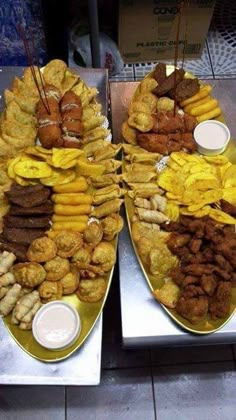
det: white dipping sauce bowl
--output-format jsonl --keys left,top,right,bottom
{"left": 193, "top": 120, "right": 230, "bottom": 155}
{"left": 32, "top": 301, "right": 81, "bottom": 351}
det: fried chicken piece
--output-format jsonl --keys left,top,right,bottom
{"left": 182, "top": 275, "right": 199, "bottom": 288}
{"left": 137, "top": 132, "right": 168, "bottom": 154}
{"left": 101, "top": 213, "right": 124, "bottom": 241}
{"left": 55, "top": 230, "right": 83, "bottom": 258}
{"left": 153, "top": 63, "right": 167, "bottom": 85}
{"left": 209, "top": 281, "right": 232, "bottom": 320}
{"left": 167, "top": 140, "right": 182, "bottom": 152}
{"left": 27, "top": 237, "right": 57, "bottom": 263}
{"left": 44, "top": 256, "right": 70, "bottom": 281}
{"left": 220, "top": 199, "right": 236, "bottom": 216}
{"left": 167, "top": 233, "right": 191, "bottom": 253}
{"left": 200, "top": 274, "right": 217, "bottom": 296}
{"left": 189, "top": 238, "right": 202, "bottom": 254}
{"left": 214, "top": 254, "right": 233, "bottom": 272}
{"left": 154, "top": 112, "right": 185, "bottom": 134}
{"left": 181, "top": 133, "right": 197, "bottom": 153}
{"left": 83, "top": 222, "right": 103, "bottom": 247}
{"left": 183, "top": 114, "right": 197, "bottom": 132}
{"left": 180, "top": 217, "right": 205, "bottom": 238}
{"left": 153, "top": 69, "right": 185, "bottom": 97}
{"left": 176, "top": 286, "right": 208, "bottom": 324}
{"left": 182, "top": 263, "right": 215, "bottom": 276}
{"left": 175, "top": 79, "right": 200, "bottom": 102}
{"left": 169, "top": 267, "right": 185, "bottom": 287}
{"left": 92, "top": 242, "right": 116, "bottom": 272}
{"left": 12, "top": 262, "right": 46, "bottom": 288}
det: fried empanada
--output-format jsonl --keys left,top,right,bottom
{"left": 99, "top": 159, "right": 122, "bottom": 174}
{"left": 83, "top": 127, "right": 110, "bottom": 144}
{"left": 89, "top": 174, "right": 122, "bottom": 188}
{"left": 43, "top": 59, "right": 67, "bottom": 91}
{"left": 72, "top": 245, "right": 92, "bottom": 264}
{"left": 93, "top": 144, "right": 122, "bottom": 162}
{"left": 91, "top": 198, "right": 124, "bottom": 218}
{"left": 83, "top": 115, "right": 105, "bottom": 133}
{"left": 123, "top": 171, "right": 156, "bottom": 183}
{"left": 128, "top": 112, "right": 153, "bottom": 133}
{"left": 61, "top": 266, "right": 80, "bottom": 295}
{"left": 101, "top": 213, "right": 124, "bottom": 241}
{"left": 83, "top": 222, "right": 103, "bottom": 247}
{"left": 81, "top": 140, "right": 105, "bottom": 157}
{"left": 128, "top": 101, "right": 152, "bottom": 116}
{"left": 92, "top": 242, "right": 116, "bottom": 271}
{"left": 38, "top": 280, "right": 63, "bottom": 302}
{"left": 93, "top": 185, "right": 126, "bottom": 205}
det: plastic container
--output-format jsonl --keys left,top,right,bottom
{"left": 193, "top": 120, "right": 230, "bottom": 156}
{"left": 32, "top": 301, "right": 81, "bottom": 350}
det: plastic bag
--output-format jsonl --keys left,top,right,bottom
{"left": 70, "top": 29, "right": 124, "bottom": 76}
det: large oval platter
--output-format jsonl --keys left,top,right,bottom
{"left": 123, "top": 65, "right": 236, "bottom": 334}
{"left": 0, "top": 64, "right": 119, "bottom": 361}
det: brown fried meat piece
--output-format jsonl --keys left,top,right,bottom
{"left": 174, "top": 78, "right": 200, "bottom": 102}
{"left": 153, "top": 69, "right": 185, "bottom": 97}
{"left": 209, "top": 282, "right": 232, "bottom": 320}
{"left": 176, "top": 285, "right": 208, "bottom": 324}
{"left": 153, "top": 63, "right": 167, "bottom": 85}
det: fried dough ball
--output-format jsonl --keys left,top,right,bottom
{"left": 38, "top": 280, "right": 63, "bottom": 302}
{"left": 83, "top": 222, "right": 103, "bottom": 247}
{"left": 128, "top": 112, "right": 153, "bottom": 133}
{"left": 71, "top": 245, "right": 92, "bottom": 264}
{"left": 12, "top": 262, "right": 46, "bottom": 288}
{"left": 61, "top": 266, "right": 80, "bottom": 295}
{"left": 27, "top": 237, "right": 57, "bottom": 263}
{"left": 101, "top": 213, "right": 124, "bottom": 241}
{"left": 55, "top": 230, "right": 83, "bottom": 258}
{"left": 44, "top": 256, "right": 70, "bottom": 281}
{"left": 76, "top": 277, "right": 106, "bottom": 303}
{"left": 92, "top": 242, "right": 116, "bottom": 272}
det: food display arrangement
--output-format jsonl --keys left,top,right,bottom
{"left": 0, "top": 60, "right": 124, "bottom": 360}
{"left": 121, "top": 63, "right": 236, "bottom": 333}
{"left": 0, "top": 58, "right": 235, "bottom": 363}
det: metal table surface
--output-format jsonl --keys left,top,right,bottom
{"left": 0, "top": 66, "right": 108, "bottom": 385}
{"left": 110, "top": 79, "right": 236, "bottom": 347}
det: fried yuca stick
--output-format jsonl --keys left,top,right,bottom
{"left": 54, "top": 204, "right": 91, "bottom": 215}
{"left": 52, "top": 214, "right": 89, "bottom": 223}
{"left": 52, "top": 193, "right": 93, "bottom": 205}
{"left": 53, "top": 177, "right": 88, "bottom": 193}
{"left": 52, "top": 222, "right": 87, "bottom": 232}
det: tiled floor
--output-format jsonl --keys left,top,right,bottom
{"left": 1, "top": 1, "right": 236, "bottom": 419}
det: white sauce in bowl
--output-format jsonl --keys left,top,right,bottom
{"left": 194, "top": 120, "right": 230, "bottom": 155}
{"left": 32, "top": 301, "right": 81, "bottom": 350}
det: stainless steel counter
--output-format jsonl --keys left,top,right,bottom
{"left": 0, "top": 66, "right": 108, "bottom": 385}
{"left": 110, "top": 79, "right": 236, "bottom": 347}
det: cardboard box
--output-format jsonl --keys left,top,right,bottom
{"left": 118, "top": 0, "right": 215, "bottom": 63}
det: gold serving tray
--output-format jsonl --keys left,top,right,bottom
{"left": 123, "top": 66, "right": 236, "bottom": 334}
{"left": 3, "top": 249, "right": 115, "bottom": 362}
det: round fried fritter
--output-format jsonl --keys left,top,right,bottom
{"left": 55, "top": 230, "right": 83, "bottom": 258}
{"left": 83, "top": 222, "right": 103, "bottom": 247}
{"left": 92, "top": 241, "right": 116, "bottom": 272}
{"left": 71, "top": 245, "right": 92, "bottom": 264}
{"left": 44, "top": 256, "right": 70, "bottom": 281}
{"left": 12, "top": 262, "right": 46, "bottom": 288}
{"left": 38, "top": 280, "right": 63, "bottom": 302}
{"left": 76, "top": 277, "right": 106, "bottom": 303}
{"left": 101, "top": 213, "right": 124, "bottom": 241}
{"left": 27, "top": 237, "right": 57, "bottom": 263}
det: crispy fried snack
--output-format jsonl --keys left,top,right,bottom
{"left": 12, "top": 262, "right": 46, "bottom": 288}
{"left": 44, "top": 256, "right": 70, "bottom": 281}
{"left": 128, "top": 112, "right": 153, "bottom": 133}
{"left": 61, "top": 266, "right": 80, "bottom": 295}
{"left": 43, "top": 59, "right": 67, "bottom": 91}
{"left": 91, "top": 198, "right": 124, "bottom": 218}
{"left": 121, "top": 121, "right": 137, "bottom": 145}
{"left": 101, "top": 213, "right": 124, "bottom": 241}
{"left": 83, "top": 222, "right": 103, "bottom": 247}
{"left": 27, "top": 237, "right": 57, "bottom": 263}
{"left": 12, "top": 290, "right": 40, "bottom": 322}
{"left": 55, "top": 230, "right": 83, "bottom": 258}
{"left": 92, "top": 242, "right": 116, "bottom": 272}
{"left": 153, "top": 280, "right": 180, "bottom": 309}
{"left": 0, "top": 283, "right": 22, "bottom": 316}
{"left": 76, "top": 278, "right": 106, "bottom": 303}
{"left": 72, "top": 245, "right": 92, "bottom": 264}
{"left": 38, "top": 280, "right": 63, "bottom": 303}
{"left": 93, "top": 185, "right": 126, "bottom": 205}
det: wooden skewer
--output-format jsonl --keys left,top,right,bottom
{"left": 16, "top": 24, "right": 50, "bottom": 114}
{"left": 182, "top": 0, "right": 190, "bottom": 70}
{"left": 173, "top": 1, "right": 184, "bottom": 116}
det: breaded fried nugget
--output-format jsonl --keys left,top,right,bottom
{"left": 55, "top": 230, "right": 83, "bottom": 258}
{"left": 12, "top": 262, "right": 46, "bottom": 288}
{"left": 92, "top": 242, "right": 116, "bottom": 272}
{"left": 76, "top": 277, "right": 106, "bottom": 303}
{"left": 44, "top": 256, "right": 70, "bottom": 281}
{"left": 27, "top": 237, "right": 57, "bottom": 262}
{"left": 43, "top": 59, "right": 67, "bottom": 90}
